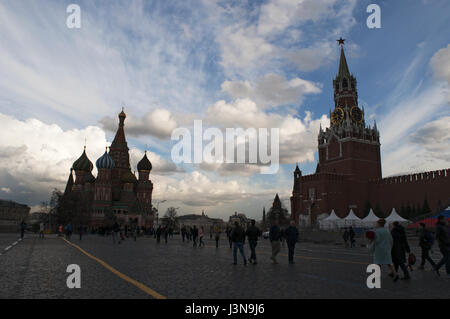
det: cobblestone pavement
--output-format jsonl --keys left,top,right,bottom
{"left": 0, "top": 233, "right": 449, "bottom": 299}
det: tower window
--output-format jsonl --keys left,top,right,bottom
{"left": 343, "top": 78, "right": 348, "bottom": 89}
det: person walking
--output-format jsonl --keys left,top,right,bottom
{"left": 269, "top": 220, "right": 282, "bottom": 264}
{"left": 181, "top": 225, "right": 186, "bottom": 243}
{"left": 231, "top": 222, "right": 247, "bottom": 265}
{"left": 349, "top": 226, "right": 356, "bottom": 248}
{"left": 368, "top": 219, "right": 398, "bottom": 281}
{"left": 163, "top": 226, "right": 169, "bottom": 244}
{"left": 156, "top": 225, "right": 162, "bottom": 244}
{"left": 390, "top": 222, "right": 411, "bottom": 280}
{"left": 285, "top": 220, "right": 299, "bottom": 264}
{"left": 199, "top": 226, "right": 205, "bottom": 247}
{"left": 78, "top": 225, "right": 83, "bottom": 241}
{"left": 20, "top": 221, "right": 26, "bottom": 239}
{"left": 214, "top": 224, "right": 221, "bottom": 248}
{"left": 343, "top": 228, "right": 349, "bottom": 248}
{"left": 192, "top": 225, "right": 199, "bottom": 247}
{"left": 226, "top": 225, "right": 233, "bottom": 249}
{"left": 112, "top": 222, "right": 121, "bottom": 244}
{"left": 435, "top": 216, "right": 450, "bottom": 277}
{"left": 418, "top": 223, "right": 436, "bottom": 270}
{"left": 65, "top": 223, "right": 73, "bottom": 241}
{"left": 39, "top": 222, "right": 45, "bottom": 239}
{"left": 245, "top": 220, "right": 261, "bottom": 264}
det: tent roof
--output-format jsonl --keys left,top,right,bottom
{"left": 344, "top": 209, "right": 361, "bottom": 221}
{"left": 385, "top": 208, "right": 409, "bottom": 222}
{"left": 323, "top": 209, "right": 341, "bottom": 221}
{"left": 362, "top": 209, "right": 379, "bottom": 222}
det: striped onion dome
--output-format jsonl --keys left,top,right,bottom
{"left": 73, "top": 148, "right": 93, "bottom": 172}
{"left": 96, "top": 151, "right": 115, "bottom": 169}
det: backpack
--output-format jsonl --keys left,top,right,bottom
{"left": 425, "top": 231, "right": 435, "bottom": 246}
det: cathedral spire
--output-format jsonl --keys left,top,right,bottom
{"left": 64, "top": 168, "right": 74, "bottom": 195}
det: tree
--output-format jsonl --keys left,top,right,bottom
{"left": 163, "top": 207, "right": 179, "bottom": 229}
{"left": 374, "top": 203, "right": 384, "bottom": 218}
{"left": 421, "top": 198, "right": 431, "bottom": 216}
{"left": 266, "top": 205, "right": 290, "bottom": 227}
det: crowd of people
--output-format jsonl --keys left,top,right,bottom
{"left": 20, "top": 214, "right": 450, "bottom": 277}
{"left": 367, "top": 216, "right": 450, "bottom": 280}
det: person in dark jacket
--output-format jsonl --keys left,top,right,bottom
{"left": 226, "top": 225, "right": 233, "bottom": 248}
{"left": 181, "top": 225, "right": 186, "bottom": 243}
{"left": 245, "top": 220, "right": 261, "bottom": 264}
{"left": 192, "top": 225, "right": 199, "bottom": 247}
{"left": 349, "top": 227, "right": 356, "bottom": 248}
{"left": 231, "top": 222, "right": 247, "bottom": 265}
{"left": 156, "top": 225, "right": 162, "bottom": 244}
{"left": 284, "top": 220, "right": 299, "bottom": 264}
{"left": 390, "top": 222, "right": 411, "bottom": 280}
{"left": 435, "top": 216, "right": 450, "bottom": 277}
{"left": 269, "top": 220, "right": 281, "bottom": 264}
{"left": 343, "top": 228, "right": 349, "bottom": 248}
{"left": 418, "top": 223, "right": 436, "bottom": 270}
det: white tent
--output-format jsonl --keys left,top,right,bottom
{"left": 319, "top": 210, "right": 342, "bottom": 230}
{"left": 343, "top": 209, "right": 362, "bottom": 227}
{"left": 385, "top": 208, "right": 410, "bottom": 226}
{"left": 361, "top": 209, "right": 379, "bottom": 228}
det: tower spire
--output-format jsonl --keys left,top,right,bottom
{"left": 337, "top": 39, "right": 350, "bottom": 78}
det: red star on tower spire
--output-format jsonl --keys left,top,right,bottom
{"left": 337, "top": 37, "right": 345, "bottom": 46}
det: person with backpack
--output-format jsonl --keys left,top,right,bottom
{"left": 418, "top": 223, "right": 436, "bottom": 270}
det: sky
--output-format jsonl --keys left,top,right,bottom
{"left": 0, "top": 0, "right": 449, "bottom": 220}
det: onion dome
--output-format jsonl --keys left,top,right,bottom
{"left": 96, "top": 150, "right": 115, "bottom": 169}
{"left": 137, "top": 151, "right": 152, "bottom": 171}
{"left": 73, "top": 148, "right": 93, "bottom": 172}
{"left": 121, "top": 170, "right": 137, "bottom": 184}
{"left": 84, "top": 172, "right": 96, "bottom": 183}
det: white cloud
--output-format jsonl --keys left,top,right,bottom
{"left": 204, "top": 98, "right": 329, "bottom": 166}
{"left": 0, "top": 112, "right": 107, "bottom": 203}
{"left": 257, "top": 0, "right": 337, "bottom": 36}
{"left": 1, "top": 187, "right": 11, "bottom": 193}
{"left": 221, "top": 74, "right": 321, "bottom": 108}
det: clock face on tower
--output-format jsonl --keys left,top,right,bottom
{"left": 331, "top": 107, "right": 344, "bottom": 126}
{"left": 350, "top": 106, "right": 363, "bottom": 124}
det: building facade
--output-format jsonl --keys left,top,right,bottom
{"left": 290, "top": 41, "right": 450, "bottom": 226}
{"left": 0, "top": 199, "right": 30, "bottom": 232}
{"left": 63, "top": 109, "right": 154, "bottom": 227}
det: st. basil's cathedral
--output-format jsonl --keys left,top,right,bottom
{"left": 63, "top": 109, "right": 154, "bottom": 227}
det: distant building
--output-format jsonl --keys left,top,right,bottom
{"left": 228, "top": 211, "right": 248, "bottom": 226}
{"left": 177, "top": 211, "right": 225, "bottom": 230}
{"left": 0, "top": 199, "right": 30, "bottom": 232}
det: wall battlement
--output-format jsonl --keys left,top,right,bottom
{"left": 369, "top": 169, "right": 450, "bottom": 186}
